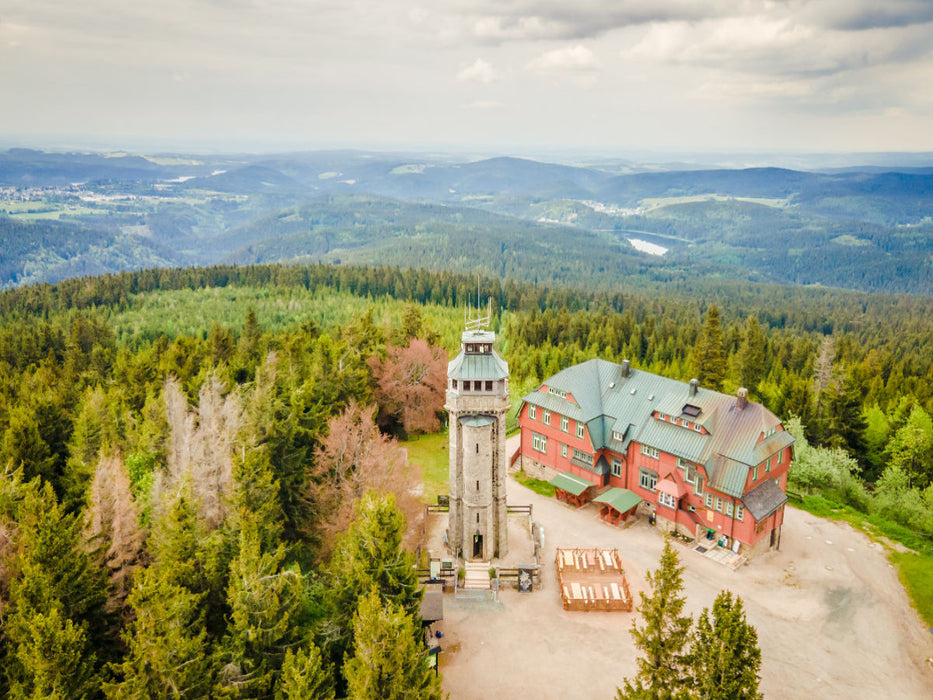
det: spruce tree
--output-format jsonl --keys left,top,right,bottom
{"left": 737, "top": 316, "right": 766, "bottom": 392}
{"left": 690, "top": 591, "right": 762, "bottom": 700}
{"left": 343, "top": 589, "right": 442, "bottom": 700}
{"left": 694, "top": 306, "right": 726, "bottom": 392}
{"left": 275, "top": 645, "right": 334, "bottom": 700}
{"left": 618, "top": 541, "right": 693, "bottom": 700}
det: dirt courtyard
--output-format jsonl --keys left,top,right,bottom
{"left": 435, "top": 475, "right": 933, "bottom": 699}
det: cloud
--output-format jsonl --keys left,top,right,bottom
{"left": 467, "top": 100, "right": 501, "bottom": 110}
{"left": 457, "top": 58, "right": 500, "bottom": 83}
{"left": 527, "top": 45, "right": 600, "bottom": 74}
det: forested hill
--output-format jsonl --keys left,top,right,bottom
{"left": 1, "top": 262, "right": 933, "bottom": 695}
{"left": 2, "top": 148, "right": 933, "bottom": 295}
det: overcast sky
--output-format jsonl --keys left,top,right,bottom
{"left": 2, "top": 0, "right": 933, "bottom": 154}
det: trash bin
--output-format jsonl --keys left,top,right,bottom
{"left": 648, "top": 512, "right": 656, "bottom": 526}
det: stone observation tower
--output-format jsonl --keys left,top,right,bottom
{"left": 445, "top": 308, "right": 510, "bottom": 561}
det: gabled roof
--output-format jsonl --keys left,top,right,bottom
{"left": 522, "top": 358, "right": 793, "bottom": 497}
{"left": 594, "top": 488, "right": 642, "bottom": 514}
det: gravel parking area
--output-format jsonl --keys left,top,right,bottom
{"left": 435, "top": 474, "right": 933, "bottom": 699}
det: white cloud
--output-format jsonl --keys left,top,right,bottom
{"left": 467, "top": 100, "right": 501, "bottom": 109}
{"left": 457, "top": 58, "right": 500, "bottom": 83}
{"left": 527, "top": 45, "right": 600, "bottom": 74}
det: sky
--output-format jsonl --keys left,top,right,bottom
{"left": 2, "top": 0, "right": 933, "bottom": 154}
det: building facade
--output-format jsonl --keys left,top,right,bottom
{"left": 518, "top": 359, "right": 794, "bottom": 556}
{"left": 445, "top": 329, "right": 510, "bottom": 561}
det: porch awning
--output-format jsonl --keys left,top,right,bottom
{"left": 549, "top": 472, "right": 594, "bottom": 496}
{"left": 656, "top": 478, "right": 687, "bottom": 499}
{"left": 594, "top": 488, "right": 642, "bottom": 514}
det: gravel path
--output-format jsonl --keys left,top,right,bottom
{"left": 436, "top": 473, "right": 933, "bottom": 699}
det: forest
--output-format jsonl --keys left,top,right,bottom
{"left": 1, "top": 262, "right": 932, "bottom": 696}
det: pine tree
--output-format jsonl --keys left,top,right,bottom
{"left": 617, "top": 541, "right": 692, "bottom": 700}
{"left": 275, "top": 645, "right": 334, "bottom": 700}
{"left": 690, "top": 591, "right": 762, "bottom": 700}
{"left": 694, "top": 306, "right": 726, "bottom": 392}
{"left": 343, "top": 589, "right": 442, "bottom": 700}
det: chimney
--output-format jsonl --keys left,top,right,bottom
{"left": 737, "top": 387, "right": 748, "bottom": 410}
{"left": 621, "top": 359, "right": 631, "bottom": 378}
{"left": 689, "top": 378, "right": 698, "bottom": 397}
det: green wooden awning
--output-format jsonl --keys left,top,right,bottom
{"left": 594, "top": 488, "right": 643, "bottom": 514}
{"left": 549, "top": 472, "right": 594, "bottom": 496}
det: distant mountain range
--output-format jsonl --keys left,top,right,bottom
{"left": 1, "top": 148, "right": 931, "bottom": 294}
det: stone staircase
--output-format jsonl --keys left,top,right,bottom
{"left": 462, "top": 561, "right": 491, "bottom": 591}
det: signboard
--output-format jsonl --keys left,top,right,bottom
{"left": 518, "top": 566, "right": 534, "bottom": 593}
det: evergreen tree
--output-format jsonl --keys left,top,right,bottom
{"left": 885, "top": 404, "right": 933, "bottom": 489}
{"left": 275, "top": 645, "right": 334, "bottom": 700}
{"left": 214, "top": 518, "right": 305, "bottom": 698}
{"left": 322, "top": 491, "right": 421, "bottom": 692}
{"left": 694, "top": 306, "right": 726, "bottom": 392}
{"left": 617, "top": 542, "right": 692, "bottom": 700}
{"left": 737, "top": 316, "right": 766, "bottom": 392}
{"left": 690, "top": 591, "right": 762, "bottom": 700}
{"left": 343, "top": 589, "right": 442, "bottom": 700}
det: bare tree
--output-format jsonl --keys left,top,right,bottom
{"left": 369, "top": 339, "right": 447, "bottom": 435}
{"left": 308, "top": 402, "right": 422, "bottom": 557}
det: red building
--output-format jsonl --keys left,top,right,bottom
{"left": 518, "top": 359, "right": 794, "bottom": 557}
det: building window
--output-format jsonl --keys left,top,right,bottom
{"left": 561, "top": 443, "right": 567, "bottom": 458}
{"left": 777, "top": 449, "right": 784, "bottom": 464}
{"left": 475, "top": 443, "right": 479, "bottom": 454}
{"left": 736, "top": 505, "right": 744, "bottom": 521}
{"left": 532, "top": 432, "right": 547, "bottom": 453}
{"left": 476, "top": 513, "right": 480, "bottom": 523}
{"left": 639, "top": 468, "right": 658, "bottom": 492}
{"left": 725, "top": 501, "right": 734, "bottom": 517}
{"left": 560, "top": 416, "right": 569, "bottom": 432}
{"left": 705, "top": 493, "right": 713, "bottom": 509}
{"left": 715, "top": 497, "right": 723, "bottom": 513}
{"left": 529, "top": 405, "right": 536, "bottom": 420}
{"left": 753, "top": 465, "right": 759, "bottom": 481}
{"left": 476, "top": 480, "right": 480, "bottom": 490}
{"left": 766, "top": 456, "right": 772, "bottom": 473}
{"left": 543, "top": 409, "right": 551, "bottom": 426}
{"left": 452, "top": 379, "right": 457, "bottom": 389}
{"left": 612, "top": 430, "right": 625, "bottom": 442}
{"left": 572, "top": 449, "right": 593, "bottom": 466}
{"left": 640, "top": 444, "right": 659, "bottom": 459}
{"left": 576, "top": 423, "right": 585, "bottom": 439}
{"left": 611, "top": 458, "right": 622, "bottom": 478}
{"left": 693, "top": 423, "right": 703, "bottom": 433}
{"left": 694, "top": 475, "right": 704, "bottom": 497}
{"left": 681, "top": 461, "right": 696, "bottom": 484}
{"left": 658, "top": 492, "right": 677, "bottom": 509}
{"left": 657, "top": 412, "right": 667, "bottom": 421}
{"left": 485, "top": 380, "right": 493, "bottom": 391}
{"left": 548, "top": 386, "right": 567, "bottom": 399}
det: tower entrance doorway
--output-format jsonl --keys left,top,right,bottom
{"left": 473, "top": 533, "right": 484, "bottom": 560}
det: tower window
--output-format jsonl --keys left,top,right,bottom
{"left": 476, "top": 513, "right": 480, "bottom": 523}
{"left": 485, "top": 380, "right": 492, "bottom": 391}
{"left": 452, "top": 379, "right": 458, "bottom": 389}
{"left": 476, "top": 443, "right": 479, "bottom": 453}
{"left": 476, "top": 480, "right": 480, "bottom": 490}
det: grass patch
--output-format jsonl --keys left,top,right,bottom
{"left": 513, "top": 470, "right": 556, "bottom": 498}
{"left": 402, "top": 431, "right": 448, "bottom": 504}
{"left": 890, "top": 551, "right": 933, "bottom": 628}
{"left": 792, "top": 492, "right": 933, "bottom": 626}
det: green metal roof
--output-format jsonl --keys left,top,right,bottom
{"left": 448, "top": 350, "right": 509, "bottom": 381}
{"left": 549, "top": 472, "right": 593, "bottom": 496}
{"left": 521, "top": 358, "right": 794, "bottom": 499}
{"left": 594, "top": 488, "right": 643, "bottom": 514}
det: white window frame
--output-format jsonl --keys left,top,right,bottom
{"left": 766, "top": 456, "right": 772, "bottom": 473}
{"left": 705, "top": 493, "right": 713, "bottom": 509}
{"left": 640, "top": 444, "right": 659, "bottom": 459}
{"left": 777, "top": 449, "right": 784, "bottom": 464}
{"left": 693, "top": 422, "right": 703, "bottom": 433}
{"left": 639, "top": 468, "right": 658, "bottom": 492}
{"left": 736, "top": 505, "right": 745, "bottom": 522}
{"left": 543, "top": 409, "right": 551, "bottom": 426}
{"left": 532, "top": 432, "right": 547, "bottom": 453}
{"left": 753, "top": 465, "right": 759, "bottom": 481}
{"left": 725, "top": 501, "right": 734, "bottom": 517}
{"left": 611, "top": 458, "right": 622, "bottom": 478}
{"left": 658, "top": 492, "right": 677, "bottom": 509}
{"left": 715, "top": 497, "right": 723, "bottom": 513}
{"left": 694, "top": 475, "right": 704, "bottom": 497}
{"left": 561, "top": 443, "right": 567, "bottom": 458}
{"left": 560, "top": 416, "right": 569, "bottom": 432}
{"left": 572, "top": 449, "right": 593, "bottom": 466}
{"left": 576, "top": 422, "right": 585, "bottom": 439}
{"left": 529, "top": 405, "right": 536, "bottom": 420}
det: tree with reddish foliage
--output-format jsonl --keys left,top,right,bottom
{"left": 369, "top": 339, "right": 447, "bottom": 436}
{"left": 307, "top": 402, "right": 422, "bottom": 558}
